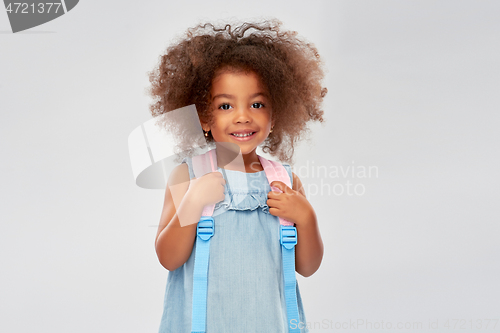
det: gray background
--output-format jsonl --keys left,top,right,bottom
{"left": 1, "top": 0, "right": 499, "bottom": 332}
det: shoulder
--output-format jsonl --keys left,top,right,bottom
{"left": 177, "top": 156, "right": 196, "bottom": 180}
{"left": 280, "top": 162, "right": 306, "bottom": 198}
{"left": 172, "top": 162, "right": 189, "bottom": 176}
{"left": 167, "top": 163, "right": 190, "bottom": 187}
{"left": 291, "top": 171, "right": 306, "bottom": 197}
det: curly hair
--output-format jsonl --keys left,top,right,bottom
{"left": 147, "top": 19, "right": 327, "bottom": 164}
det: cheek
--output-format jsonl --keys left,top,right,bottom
{"left": 210, "top": 118, "right": 230, "bottom": 138}
{"left": 261, "top": 113, "right": 272, "bottom": 128}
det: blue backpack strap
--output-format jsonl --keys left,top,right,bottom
{"left": 191, "top": 149, "right": 218, "bottom": 333}
{"left": 191, "top": 217, "right": 214, "bottom": 333}
{"left": 258, "top": 156, "right": 301, "bottom": 332}
{"left": 281, "top": 225, "right": 300, "bottom": 332}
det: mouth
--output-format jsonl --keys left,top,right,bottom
{"left": 230, "top": 131, "right": 257, "bottom": 141}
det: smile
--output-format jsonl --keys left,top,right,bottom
{"left": 230, "top": 132, "right": 256, "bottom": 141}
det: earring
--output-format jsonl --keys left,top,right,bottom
{"left": 269, "top": 127, "right": 274, "bottom": 133}
{"left": 204, "top": 130, "right": 209, "bottom": 137}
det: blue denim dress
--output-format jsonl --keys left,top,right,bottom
{"left": 158, "top": 156, "right": 309, "bottom": 333}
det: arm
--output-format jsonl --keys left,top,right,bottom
{"left": 267, "top": 172, "right": 324, "bottom": 277}
{"left": 154, "top": 163, "right": 201, "bottom": 271}
{"left": 291, "top": 172, "right": 323, "bottom": 277}
{"left": 155, "top": 163, "right": 226, "bottom": 271}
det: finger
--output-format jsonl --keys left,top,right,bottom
{"left": 268, "top": 207, "right": 282, "bottom": 217}
{"left": 267, "top": 190, "right": 284, "bottom": 199}
{"left": 270, "top": 181, "right": 292, "bottom": 194}
{"left": 266, "top": 198, "right": 280, "bottom": 207}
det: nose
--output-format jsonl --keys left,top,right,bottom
{"left": 234, "top": 106, "right": 252, "bottom": 124}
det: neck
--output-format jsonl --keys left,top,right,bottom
{"left": 215, "top": 143, "right": 263, "bottom": 173}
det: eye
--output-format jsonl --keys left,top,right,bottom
{"left": 218, "top": 103, "right": 232, "bottom": 111}
{"left": 252, "top": 102, "right": 265, "bottom": 109}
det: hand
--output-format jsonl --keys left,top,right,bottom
{"left": 266, "top": 181, "right": 314, "bottom": 227}
{"left": 186, "top": 171, "right": 226, "bottom": 207}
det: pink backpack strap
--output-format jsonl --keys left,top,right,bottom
{"left": 258, "top": 155, "right": 300, "bottom": 331}
{"left": 192, "top": 149, "right": 218, "bottom": 216}
{"left": 258, "top": 155, "right": 294, "bottom": 227}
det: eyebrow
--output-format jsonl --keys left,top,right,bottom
{"left": 212, "top": 92, "right": 268, "bottom": 100}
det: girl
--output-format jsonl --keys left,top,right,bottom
{"left": 148, "top": 20, "right": 327, "bottom": 333}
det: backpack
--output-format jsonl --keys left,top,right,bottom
{"left": 190, "top": 148, "right": 300, "bottom": 333}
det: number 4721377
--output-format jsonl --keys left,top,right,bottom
{"left": 6, "top": 3, "right": 62, "bottom": 14}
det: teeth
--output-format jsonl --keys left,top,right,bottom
{"left": 232, "top": 132, "right": 254, "bottom": 137}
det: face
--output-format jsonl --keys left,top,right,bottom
{"left": 204, "top": 70, "right": 273, "bottom": 157}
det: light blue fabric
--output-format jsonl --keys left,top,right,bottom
{"left": 158, "top": 156, "right": 309, "bottom": 333}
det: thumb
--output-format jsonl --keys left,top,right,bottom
{"left": 270, "top": 180, "right": 292, "bottom": 194}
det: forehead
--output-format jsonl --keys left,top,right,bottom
{"left": 211, "top": 70, "right": 267, "bottom": 95}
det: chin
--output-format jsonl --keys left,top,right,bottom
{"left": 237, "top": 146, "right": 258, "bottom": 155}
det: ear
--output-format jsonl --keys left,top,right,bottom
{"left": 200, "top": 121, "right": 210, "bottom": 132}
